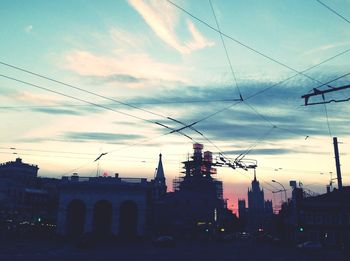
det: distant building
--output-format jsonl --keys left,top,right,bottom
{"left": 0, "top": 158, "right": 59, "bottom": 235}
{"left": 151, "top": 154, "right": 167, "bottom": 201}
{"left": 238, "top": 171, "right": 274, "bottom": 232}
{"left": 163, "top": 143, "right": 233, "bottom": 237}
{"left": 56, "top": 153, "right": 169, "bottom": 238}
{"left": 0, "top": 157, "right": 38, "bottom": 183}
{"left": 56, "top": 174, "right": 150, "bottom": 238}
{"left": 278, "top": 184, "right": 350, "bottom": 249}
{"left": 238, "top": 199, "right": 247, "bottom": 219}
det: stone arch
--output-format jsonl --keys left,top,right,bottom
{"left": 66, "top": 199, "right": 86, "bottom": 237}
{"left": 119, "top": 200, "right": 138, "bottom": 238}
{"left": 92, "top": 199, "right": 113, "bottom": 236}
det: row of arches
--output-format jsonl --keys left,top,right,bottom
{"left": 66, "top": 199, "right": 138, "bottom": 238}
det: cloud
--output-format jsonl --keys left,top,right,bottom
{"left": 8, "top": 90, "right": 62, "bottom": 105}
{"left": 223, "top": 148, "right": 300, "bottom": 156}
{"left": 304, "top": 42, "right": 350, "bottom": 56}
{"left": 128, "top": 0, "right": 214, "bottom": 54}
{"left": 64, "top": 50, "right": 188, "bottom": 84}
{"left": 31, "top": 108, "right": 82, "bottom": 115}
{"left": 186, "top": 21, "right": 214, "bottom": 50}
{"left": 25, "top": 25, "right": 33, "bottom": 33}
{"left": 88, "top": 74, "right": 144, "bottom": 84}
{"left": 63, "top": 131, "right": 143, "bottom": 142}
{"left": 122, "top": 77, "right": 350, "bottom": 144}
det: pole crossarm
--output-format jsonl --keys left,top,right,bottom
{"left": 301, "top": 84, "right": 350, "bottom": 106}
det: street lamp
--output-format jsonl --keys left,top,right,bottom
{"left": 272, "top": 180, "right": 287, "bottom": 202}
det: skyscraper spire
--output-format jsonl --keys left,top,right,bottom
{"left": 253, "top": 168, "right": 257, "bottom": 181}
{"left": 153, "top": 153, "right": 167, "bottom": 200}
{"left": 155, "top": 153, "right": 165, "bottom": 180}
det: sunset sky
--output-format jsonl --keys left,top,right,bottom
{"left": 1, "top": 0, "right": 350, "bottom": 213}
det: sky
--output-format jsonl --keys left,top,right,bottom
{"left": 1, "top": 0, "right": 350, "bottom": 213}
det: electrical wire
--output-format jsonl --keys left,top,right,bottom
{"left": 0, "top": 147, "right": 181, "bottom": 162}
{"left": 0, "top": 60, "right": 232, "bottom": 137}
{"left": 315, "top": 0, "right": 350, "bottom": 25}
{"left": 0, "top": 74, "right": 197, "bottom": 142}
{"left": 0, "top": 98, "right": 236, "bottom": 109}
{"left": 208, "top": 0, "right": 242, "bottom": 99}
{"left": 237, "top": 126, "right": 276, "bottom": 159}
{"left": 245, "top": 48, "right": 350, "bottom": 101}
{"left": 2, "top": 2, "right": 349, "bottom": 179}
{"left": 0, "top": 61, "right": 173, "bottom": 121}
{"left": 166, "top": 0, "right": 327, "bottom": 86}
{"left": 309, "top": 71, "right": 350, "bottom": 92}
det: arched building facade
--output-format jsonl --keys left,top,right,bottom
{"left": 56, "top": 175, "right": 149, "bottom": 238}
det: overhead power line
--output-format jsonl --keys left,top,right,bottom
{"left": 245, "top": 48, "right": 350, "bottom": 101}
{"left": 0, "top": 99, "right": 239, "bottom": 109}
{"left": 166, "top": 0, "right": 327, "bottom": 86}
{"left": 0, "top": 61, "right": 167, "bottom": 120}
{"left": 0, "top": 60, "right": 237, "bottom": 146}
{"left": 315, "top": 0, "right": 350, "bottom": 25}
{"left": 151, "top": 48, "right": 350, "bottom": 150}
{"left": 208, "top": 0, "right": 242, "bottom": 100}
{"left": 166, "top": 0, "right": 348, "bottom": 148}
{"left": 0, "top": 61, "right": 219, "bottom": 138}
{"left": 0, "top": 74, "right": 195, "bottom": 142}
{"left": 1, "top": 45, "right": 349, "bottom": 135}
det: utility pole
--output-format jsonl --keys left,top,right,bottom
{"left": 333, "top": 137, "right": 343, "bottom": 190}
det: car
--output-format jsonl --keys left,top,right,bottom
{"left": 297, "top": 241, "right": 322, "bottom": 249}
{"left": 152, "top": 236, "right": 175, "bottom": 247}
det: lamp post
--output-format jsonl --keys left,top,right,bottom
{"left": 272, "top": 180, "right": 287, "bottom": 202}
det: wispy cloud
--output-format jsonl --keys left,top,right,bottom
{"left": 8, "top": 91, "right": 61, "bottom": 105}
{"left": 223, "top": 148, "right": 299, "bottom": 155}
{"left": 32, "top": 108, "right": 82, "bottom": 115}
{"left": 64, "top": 50, "right": 188, "bottom": 84}
{"left": 304, "top": 42, "right": 350, "bottom": 55}
{"left": 128, "top": 0, "right": 214, "bottom": 54}
{"left": 88, "top": 74, "right": 144, "bottom": 84}
{"left": 17, "top": 132, "right": 144, "bottom": 144}
{"left": 63, "top": 131, "right": 143, "bottom": 142}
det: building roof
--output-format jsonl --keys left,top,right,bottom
{"left": 304, "top": 186, "right": 350, "bottom": 203}
{"left": 0, "top": 157, "right": 39, "bottom": 170}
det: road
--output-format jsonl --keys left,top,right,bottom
{"left": 0, "top": 238, "right": 345, "bottom": 261}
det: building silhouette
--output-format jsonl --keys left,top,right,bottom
{"left": 1, "top": 147, "right": 239, "bottom": 240}
{"left": 0, "top": 157, "right": 39, "bottom": 183}
{"left": 0, "top": 158, "right": 59, "bottom": 235}
{"left": 278, "top": 184, "right": 350, "bottom": 249}
{"left": 151, "top": 153, "right": 167, "bottom": 201}
{"left": 56, "top": 174, "right": 149, "bottom": 238}
{"left": 162, "top": 143, "right": 234, "bottom": 238}
{"left": 238, "top": 171, "right": 273, "bottom": 232}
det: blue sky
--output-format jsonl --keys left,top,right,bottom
{"left": 1, "top": 0, "right": 350, "bottom": 211}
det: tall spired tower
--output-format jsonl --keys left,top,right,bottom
{"left": 152, "top": 153, "right": 167, "bottom": 200}
{"left": 248, "top": 170, "right": 265, "bottom": 214}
